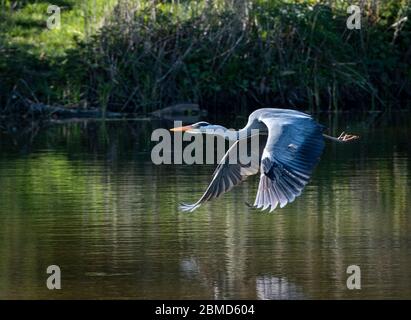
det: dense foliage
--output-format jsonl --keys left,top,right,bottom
{"left": 1, "top": 0, "right": 410, "bottom": 114}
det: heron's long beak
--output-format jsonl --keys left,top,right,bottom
{"left": 170, "top": 125, "right": 193, "bottom": 132}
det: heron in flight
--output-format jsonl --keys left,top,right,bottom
{"left": 170, "top": 108, "right": 358, "bottom": 212}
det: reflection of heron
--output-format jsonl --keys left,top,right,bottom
{"left": 171, "top": 108, "right": 358, "bottom": 212}
{"left": 256, "top": 275, "right": 304, "bottom": 300}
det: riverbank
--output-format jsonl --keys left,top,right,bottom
{"left": 1, "top": 1, "right": 410, "bottom": 116}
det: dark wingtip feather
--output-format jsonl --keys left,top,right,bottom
{"left": 246, "top": 201, "right": 277, "bottom": 213}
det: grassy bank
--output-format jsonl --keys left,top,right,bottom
{"left": 1, "top": 0, "right": 410, "bottom": 115}
{"left": 0, "top": 0, "right": 116, "bottom": 111}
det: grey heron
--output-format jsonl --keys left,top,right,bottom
{"left": 170, "top": 108, "right": 359, "bottom": 212}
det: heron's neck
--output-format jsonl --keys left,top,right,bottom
{"left": 210, "top": 126, "right": 251, "bottom": 142}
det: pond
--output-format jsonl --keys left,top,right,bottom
{"left": 0, "top": 112, "right": 410, "bottom": 299}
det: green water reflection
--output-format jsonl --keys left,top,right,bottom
{"left": 0, "top": 113, "right": 410, "bottom": 299}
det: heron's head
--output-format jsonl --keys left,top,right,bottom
{"left": 170, "top": 121, "right": 226, "bottom": 134}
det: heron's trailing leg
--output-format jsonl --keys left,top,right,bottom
{"left": 323, "top": 131, "right": 359, "bottom": 143}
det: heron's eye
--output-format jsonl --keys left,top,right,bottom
{"left": 194, "top": 122, "right": 209, "bottom": 127}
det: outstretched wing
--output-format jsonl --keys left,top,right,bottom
{"left": 180, "top": 135, "right": 266, "bottom": 212}
{"left": 253, "top": 115, "right": 324, "bottom": 211}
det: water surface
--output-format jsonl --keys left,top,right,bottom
{"left": 0, "top": 113, "right": 410, "bottom": 299}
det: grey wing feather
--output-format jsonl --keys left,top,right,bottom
{"left": 180, "top": 135, "right": 266, "bottom": 212}
{"left": 253, "top": 116, "right": 324, "bottom": 212}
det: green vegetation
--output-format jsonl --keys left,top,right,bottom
{"left": 1, "top": 0, "right": 410, "bottom": 115}
{"left": 0, "top": 0, "right": 116, "bottom": 109}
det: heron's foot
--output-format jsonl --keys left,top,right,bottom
{"left": 337, "top": 131, "right": 359, "bottom": 142}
